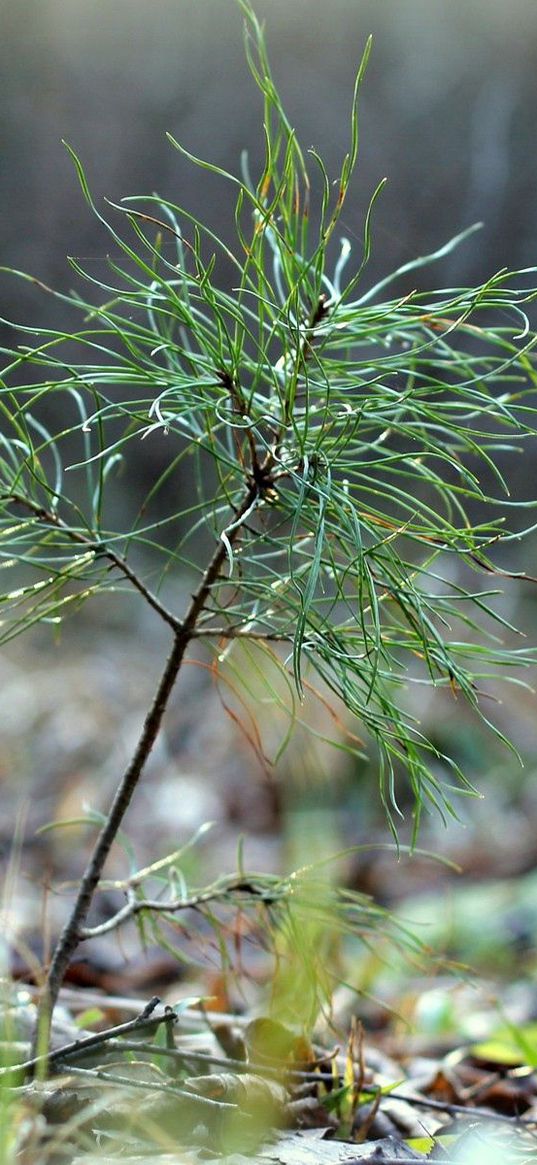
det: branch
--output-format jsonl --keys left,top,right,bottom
{"left": 1, "top": 995, "right": 168, "bottom": 1081}
{"left": 217, "top": 367, "right": 262, "bottom": 480}
{"left": 63, "top": 1039, "right": 339, "bottom": 1087}
{"left": 48, "top": 1064, "right": 239, "bottom": 1117}
{"left": 191, "top": 626, "right": 292, "bottom": 641}
{"left": 78, "top": 874, "right": 281, "bottom": 939}
{"left": 3, "top": 492, "right": 181, "bottom": 631}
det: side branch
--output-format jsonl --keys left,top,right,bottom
{"left": 3, "top": 492, "right": 181, "bottom": 631}
{"left": 4, "top": 996, "right": 168, "bottom": 1081}
{"left": 79, "top": 874, "right": 282, "bottom": 939}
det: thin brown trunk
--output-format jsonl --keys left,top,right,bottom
{"left": 34, "top": 487, "right": 256, "bottom": 1068}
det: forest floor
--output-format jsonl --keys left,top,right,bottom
{"left": 2, "top": 599, "right": 537, "bottom": 1163}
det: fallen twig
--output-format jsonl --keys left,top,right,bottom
{"left": 56, "top": 1062, "right": 239, "bottom": 1114}
{"left": 0, "top": 995, "right": 173, "bottom": 1081}
{"left": 391, "top": 1088, "right": 537, "bottom": 1129}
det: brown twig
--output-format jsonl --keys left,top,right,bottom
{"left": 78, "top": 874, "right": 281, "bottom": 939}
{"left": 191, "top": 625, "right": 292, "bottom": 640}
{"left": 50, "top": 1062, "right": 239, "bottom": 1115}
{"left": 3, "top": 492, "right": 181, "bottom": 630}
{"left": 217, "top": 367, "right": 262, "bottom": 483}
{"left": 61, "top": 1039, "right": 329, "bottom": 1080}
{"left": 1, "top": 996, "right": 166, "bottom": 1080}
{"left": 390, "top": 1089, "right": 537, "bottom": 1128}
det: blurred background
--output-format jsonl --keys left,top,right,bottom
{"left": 3, "top": 0, "right": 537, "bottom": 310}
{"left": 2, "top": 0, "right": 537, "bottom": 1002}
